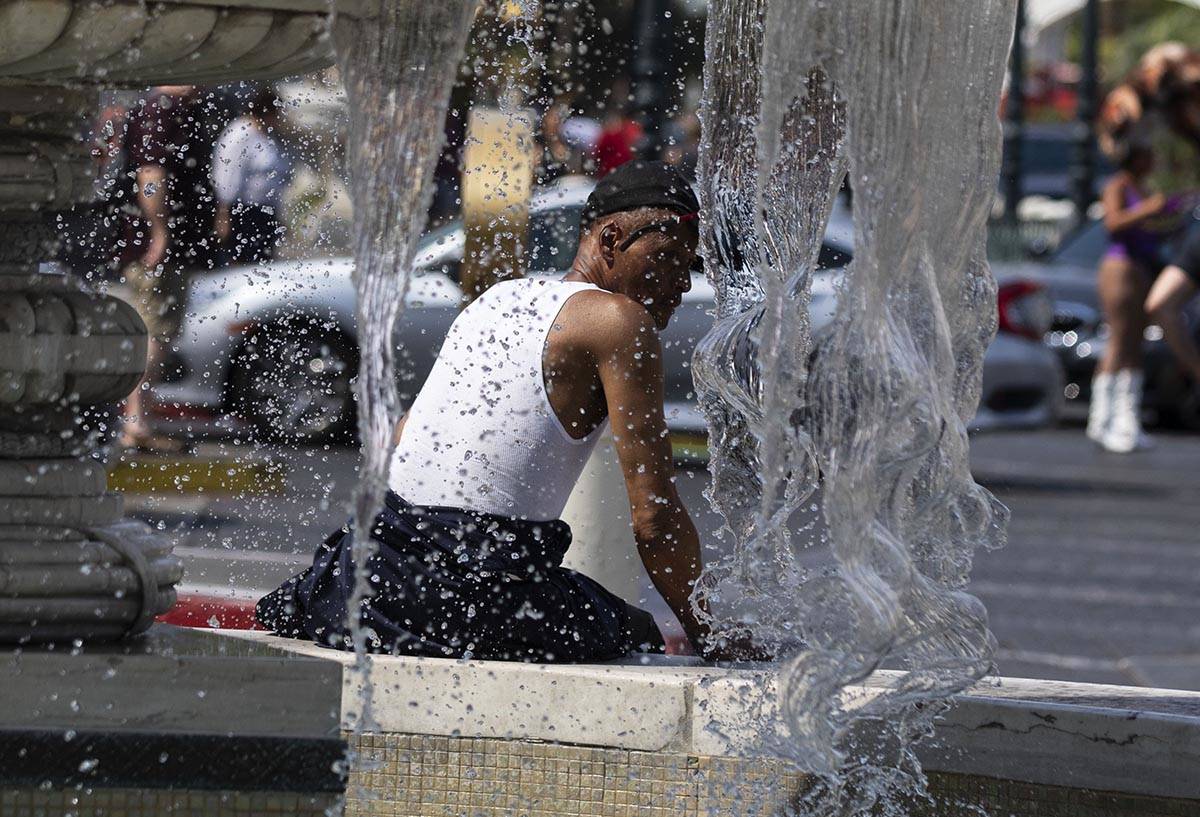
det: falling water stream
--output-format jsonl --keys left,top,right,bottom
{"left": 694, "top": 0, "right": 1017, "bottom": 812}
{"left": 333, "top": 0, "right": 1018, "bottom": 813}
{"left": 333, "top": 0, "right": 477, "bottom": 749}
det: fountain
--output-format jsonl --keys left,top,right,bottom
{"left": 0, "top": 1, "right": 351, "bottom": 814}
{"left": 693, "top": 0, "right": 1018, "bottom": 808}
{"left": 3, "top": 2, "right": 1199, "bottom": 817}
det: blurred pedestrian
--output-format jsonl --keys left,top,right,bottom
{"left": 1088, "top": 143, "right": 1176, "bottom": 453}
{"left": 539, "top": 95, "right": 574, "bottom": 184}
{"left": 119, "top": 85, "right": 221, "bottom": 449}
{"left": 212, "top": 88, "right": 296, "bottom": 265}
{"left": 560, "top": 114, "right": 601, "bottom": 170}
{"left": 662, "top": 112, "right": 700, "bottom": 179}
{"left": 595, "top": 113, "right": 642, "bottom": 178}
{"left": 1099, "top": 43, "right": 1200, "bottom": 164}
{"left": 538, "top": 95, "right": 599, "bottom": 183}
{"left": 56, "top": 101, "right": 133, "bottom": 281}
{"left": 1146, "top": 223, "right": 1200, "bottom": 391}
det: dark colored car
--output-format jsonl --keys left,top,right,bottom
{"left": 1000, "top": 123, "right": 1113, "bottom": 202}
{"left": 992, "top": 218, "right": 1200, "bottom": 429}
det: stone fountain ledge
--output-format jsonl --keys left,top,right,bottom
{"left": 1, "top": 626, "right": 345, "bottom": 814}
{"left": 220, "top": 629, "right": 1200, "bottom": 816}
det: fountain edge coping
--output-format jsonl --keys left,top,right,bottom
{"left": 218, "top": 630, "right": 1200, "bottom": 801}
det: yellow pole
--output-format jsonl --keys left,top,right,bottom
{"left": 459, "top": 103, "right": 535, "bottom": 301}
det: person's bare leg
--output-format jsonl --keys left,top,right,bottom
{"left": 1146, "top": 265, "right": 1200, "bottom": 382}
{"left": 120, "top": 328, "right": 182, "bottom": 451}
{"left": 1097, "top": 256, "right": 1148, "bottom": 374}
{"left": 1095, "top": 257, "right": 1150, "bottom": 451}
{"left": 119, "top": 338, "right": 157, "bottom": 448}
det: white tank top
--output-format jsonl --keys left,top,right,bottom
{"left": 388, "top": 278, "right": 608, "bottom": 520}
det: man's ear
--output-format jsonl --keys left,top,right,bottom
{"left": 598, "top": 221, "right": 621, "bottom": 269}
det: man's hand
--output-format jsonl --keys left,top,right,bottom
{"left": 698, "top": 630, "right": 776, "bottom": 663}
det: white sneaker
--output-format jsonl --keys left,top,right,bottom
{"left": 1121, "top": 369, "right": 1154, "bottom": 450}
{"left": 1100, "top": 369, "right": 1148, "bottom": 454}
{"left": 1086, "top": 371, "right": 1113, "bottom": 444}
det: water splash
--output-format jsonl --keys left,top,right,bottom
{"left": 333, "top": 0, "right": 477, "bottom": 718}
{"left": 695, "top": 0, "right": 1015, "bottom": 809}
{"left": 693, "top": 1, "right": 845, "bottom": 647}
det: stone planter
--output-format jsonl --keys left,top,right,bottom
{"left": 0, "top": 0, "right": 338, "bottom": 641}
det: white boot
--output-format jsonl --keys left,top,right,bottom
{"left": 1101, "top": 369, "right": 1151, "bottom": 453}
{"left": 1086, "top": 371, "right": 1114, "bottom": 444}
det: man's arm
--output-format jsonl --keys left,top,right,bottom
{"left": 590, "top": 298, "right": 712, "bottom": 653}
{"left": 1102, "top": 176, "right": 1165, "bottom": 234}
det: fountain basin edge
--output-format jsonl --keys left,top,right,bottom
{"left": 229, "top": 629, "right": 1200, "bottom": 815}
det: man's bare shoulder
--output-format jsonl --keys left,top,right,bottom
{"left": 558, "top": 288, "right": 659, "bottom": 354}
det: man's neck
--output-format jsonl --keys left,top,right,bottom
{"left": 564, "top": 251, "right": 610, "bottom": 290}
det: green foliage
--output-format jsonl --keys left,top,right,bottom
{"left": 1105, "top": 2, "right": 1200, "bottom": 79}
{"left": 1062, "top": 0, "right": 1200, "bottom": 83}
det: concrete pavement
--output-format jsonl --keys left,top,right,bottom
{"left": 969, "top": 428, "right": 1200, "bottom": 690}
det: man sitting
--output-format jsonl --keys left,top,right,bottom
{"left": 257, "top": 161, "right": 731, "bottom": 662}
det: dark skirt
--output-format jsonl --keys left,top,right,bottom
{"left": 256, "top": 492, "right": 664, "bottom": 662}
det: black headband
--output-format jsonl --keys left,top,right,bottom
{"left": 615, "top": 212, "right": 704, "bottom": 272}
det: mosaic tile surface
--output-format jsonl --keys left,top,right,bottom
{"left": 344, "top": 733, "right": 1199, "bottom": 817}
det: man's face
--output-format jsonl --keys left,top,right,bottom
{"left": 611, "top": 222, "right": 698, "bottom": 330}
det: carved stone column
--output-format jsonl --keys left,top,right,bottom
{"left": 0, "top": 0, "right": 337, "bottom": 643}
{"left": 0, "top": 85, "right": 180, "bottom": 642}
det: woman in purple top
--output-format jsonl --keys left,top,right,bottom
{"left": 1089, "top": 144, "right": 1172, "bottom": 453}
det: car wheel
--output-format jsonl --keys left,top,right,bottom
{"left": 228, "top": 320, "right": 358, "bottom": 444}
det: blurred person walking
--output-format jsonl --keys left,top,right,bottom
{"left": 538, "top": 95, "right": 599, "bottom": 183}
{"left": 212, "top": 88, "right": 297, "bottom": 265}
{"left": 119, "top": 85, "right": 222, "bottom": 449}
{"left": 56, "top": 101, "right": 133, "bottom": 280}
{"left": 1146, "top": 223, "right": 1200, "bottom": 393}
{"left": 595, "top": 111, "right": 642, "bottom": 178}
{"left": 662, "top": 112, "right": 700, "bottom": 179}
{"left": 1089, "top": 144, "right": 1180, "bottom": 453}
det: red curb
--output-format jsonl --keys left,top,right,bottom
{"left": 664, "top": 634, "right": 693, "bottom": 656}
{"left": 158, "top": 593, "right": 263, "bottom": 630}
